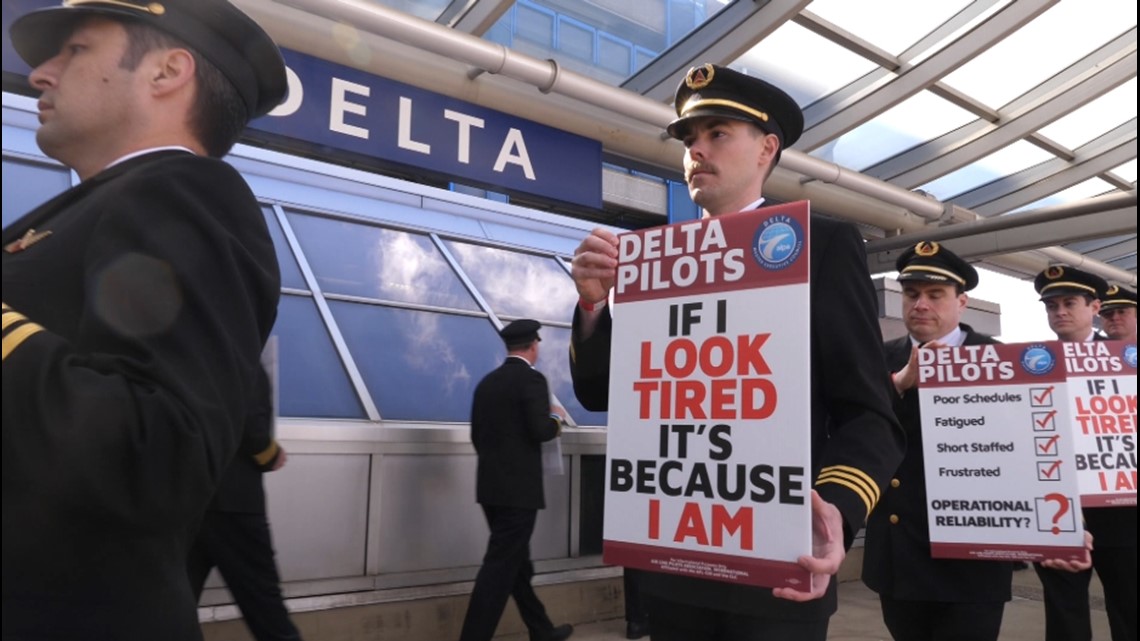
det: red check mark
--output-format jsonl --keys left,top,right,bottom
{"left": 1032, "top": 386, "right": 1055, "bottom": 406}
{"left": 1039, "top": 460, "right": 1062, "bottom": 480}
{"left": 1036, "top": 435, "right": 1060, "bottom": 455}
{"left": 1035, "top": 410, "right": 1058, "bottom": 429}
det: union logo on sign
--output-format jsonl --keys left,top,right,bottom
{"left": 1020, "top": 345, "right": 1056, "bottom": 376}
{"left": 751, "top": 215, "right": 803, "bottom": 271}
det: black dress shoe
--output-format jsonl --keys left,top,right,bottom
{"left": 626, "top": 620, "right": 650, "bottom": 639}
{"left": 531, "top": 623, "right": 573, "bottom": 641}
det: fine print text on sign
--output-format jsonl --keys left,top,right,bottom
{"left": 602, "top": 202, "right": 813, "bottom": 590}
{"left": 918, "top": 342, "right": 1088, "bottom": 562}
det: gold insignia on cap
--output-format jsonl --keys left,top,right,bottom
{"left": 685, "top": 64, "right": 715, "bottom": 91}
{"left": 1045, "top": 266, "right": 1065, "bottom": 279}
{"left": 1107, "top": 285, "right": 1120, "bottom": 296}
{"left": 915, "top": 241, "right": 940, "bottom": 257}
{"left": 64, "top": 0, "right": 166, "bottom": 15}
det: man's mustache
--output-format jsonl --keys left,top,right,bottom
{"left": 686, "top": 162, "right": 716, "bottom": 181}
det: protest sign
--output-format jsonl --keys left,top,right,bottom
{"left": 919, "top": 342, "right": 1087, "bottom": 562}
{"left": 1063, "top": 340, "right": 1137, "bottom": 507}
{"left": 602, "top": 202, "right": 813, "bottom": 589}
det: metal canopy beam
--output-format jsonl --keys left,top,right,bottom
{"left": 864, "top": 29, "right": 1137, "bottom": 180}
{"left": 958, "top": 123, "right": 1137, "bottom": 215}
{"left": 620, "top": 0, "right": 808, "bottom": 102}
{"left": 866, "top": 192, "right": 1138, "bottom": 283}
{"left": 246, "top": 0, "right": 1134, "bottom": 286}
{"left": 443, "top": 0, "right": 514, "bottom": 35}
{"left": 799, "top": 0, "right": 1005, "bottom": 126}
{"left": 795, "top": 0, "right": 1056, "bottom": 151}
{"left": 871, "top": 53, "right": 1137, "bottom": 189}
{"left": 1072, "top": 237, "right": 1137, "bottom": 262}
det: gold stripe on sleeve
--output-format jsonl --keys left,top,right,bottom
{"left": 3, "top": 321, "right": 44, "bottom": 361}
{"left": 2, "top": 309, "right": 29, "bottom": 331}
{"left": 254, "top": 440, "right": 280, "bottom": 467}
{"left": 816, "top": 465, "right": 881, "bottom": 518}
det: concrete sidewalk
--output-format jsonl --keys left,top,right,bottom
{"left": 497, "top": 567, "right": 1112, "bottom": 641}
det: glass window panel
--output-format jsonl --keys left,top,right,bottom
{"left": 634, "top": 46, "right": 656, "bottom": 74}
{"left": 2, "top": 159, "right": 71, "bottom": 230}
{"left": 598, "top": 34, "right": 632, "bottom": 76}
{"left": 444, "top": 240, "right": 578, "bottom": 322}
{"left": 917, "top": 140, "right": 1054, "bottom": 201}
{"left": 272, "top": 295, "right": 365, "bottom": 419}
{"left": 1007, "top": 177, "right": 1118, "bottom": 214}
{"left": 262, "top": 207, "right": 307, "bottom": 290}
{"left": 329, "top": 302, "right": 503, "bottom": 422}
{"left": 808, "top": 0, "right": 973, "bottom": 56}
{"left": 942, "top": 0, "right": 1138, "bottom": 109}
{"left": 668, "top": 180, "right": 700, "bottom": 223}
{"left": 484, "top": 0, "right": 731, "bottom": 85}
{"left": 1037, "top": 78, "right": 1137, "bottom": 149}
{"left": 734, "top": 21, "right": 878, "bottom": 109}
{"left": 1109, "top": 159, "right": 1136, "bottom": 184}
{"left": 363, "top": 0, "right": 452, "bottom": 21}
{"left": 558, "top": 17, "right": 594, "bottom": 62}
{"left": 518, "top": 3, "right": 556, "bottom": 48}
{"left": 817, "top": 90, "right": 975, "bottom": 170}
{"left": 538, "top": 325, "right": 608, "bottom": 427}
{"left": 285, "top": 211, "right": 479, "bottom": 311}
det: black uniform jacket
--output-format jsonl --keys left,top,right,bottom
{"left": 210, "top": 369, "right": 282, "bottom": 515}
{"left": 569, "top": 216, "right": 905, "bottom": 621}
{"left": 863, "top": 324, "right": 1014, "bottom": 603}
{"left": 1083, "top": 334, "right": 1137, "bottom": 548}
{"left": 1, "top": 151, "right": 280, "bottom": 640}
{"left": 472, "top": 357, "right": 562, "bottom": 510}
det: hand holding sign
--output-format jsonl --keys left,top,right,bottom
{"left": 1040, "top": 530, "right": 1094, "bottom": 573}
{"left": 772, "top": 491, "right": 844, "bottom": 602}
{"left": 893, "top": 340, "right": 950, "bottom": 396}
{"left": 571, "top": 228, "right": 619, "bottom": 306}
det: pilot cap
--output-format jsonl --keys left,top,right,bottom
{"left": 1099, "top": 285, "right": 1137, "bottom": 313}
{"left": 895, "top": 241, "right": 978, "bottom": 291}
{"left": 499, "top": 319, "right": 542, "bottom": 348}
{"left": 667, "top": 63, "right": 804, "bottom": 162}
{"left": 10, "top": 0, "right": 288, "bottom": 118}
{"left": 1034, "top": 265, "right": 1108, "bottom": 301}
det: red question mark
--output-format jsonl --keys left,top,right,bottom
{"left": 1044, "top": 493, "right": 1069, "bottom": 535}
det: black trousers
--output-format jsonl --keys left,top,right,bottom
{"left": 879, "top": 596, "right": 1005, "bottom": 641}
{"left": 188, "top": 511, "right": 302, "bottom": 641}
{"left": 1034, "top": 544, "right": 1137, "bottom": 641}
{"left": 624, "top": 568, "right": 649, "bottom": 625}
{"left": 645, "top": 595, "right": 828, "bottom": 641}
{"left": 459, "top": 505, "right": 555, "bottom": 641}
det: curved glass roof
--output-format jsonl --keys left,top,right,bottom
{"left": 12, "top": 0, "right": 1137, "bottom": 278}
{"left": 364, "top": 0, "right": 1133, "bottom": 278}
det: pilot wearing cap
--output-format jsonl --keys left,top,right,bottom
{"left": 568, "top": 62, "right": 904, "bottom": 641}
{"left": 861, "top": 241, "right": 1017, "bottom": 641}
{"left": 462, "top": 319, "right": 574, "bottom": 641}
{"left": 1032, "top": 265, "right": 1136, "bottom": 641}
{"left": 1099, "top": 284, "right": 1137, "bottom": 343}
{"left": 3, "top": 1, "right": 286, "bottom": 639}
{"left": 1034, "top": 265, "right": 1109, "bottom": 342}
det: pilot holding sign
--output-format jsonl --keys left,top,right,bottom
{"left": 862, "top": 242, "right": 1018, "bottom": 641}
{"left": 1033, "top": 266, "right": 1136, "bottom": 641}
{"left": 567, "top": 64, "right": 905, "bottom": 641}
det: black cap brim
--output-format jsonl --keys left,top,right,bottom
{"left": 667, "top": 108, "right": 761, "bottom": 140}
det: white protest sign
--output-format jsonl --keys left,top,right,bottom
{"left": 1063, "top": 340, "right": 1137, "bottom": 507}
{"left": 602, "top": 202, "right": 813, "bottom": 589}
{"left": 919, "top": 342, "right": 1087, "bottom": 562}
